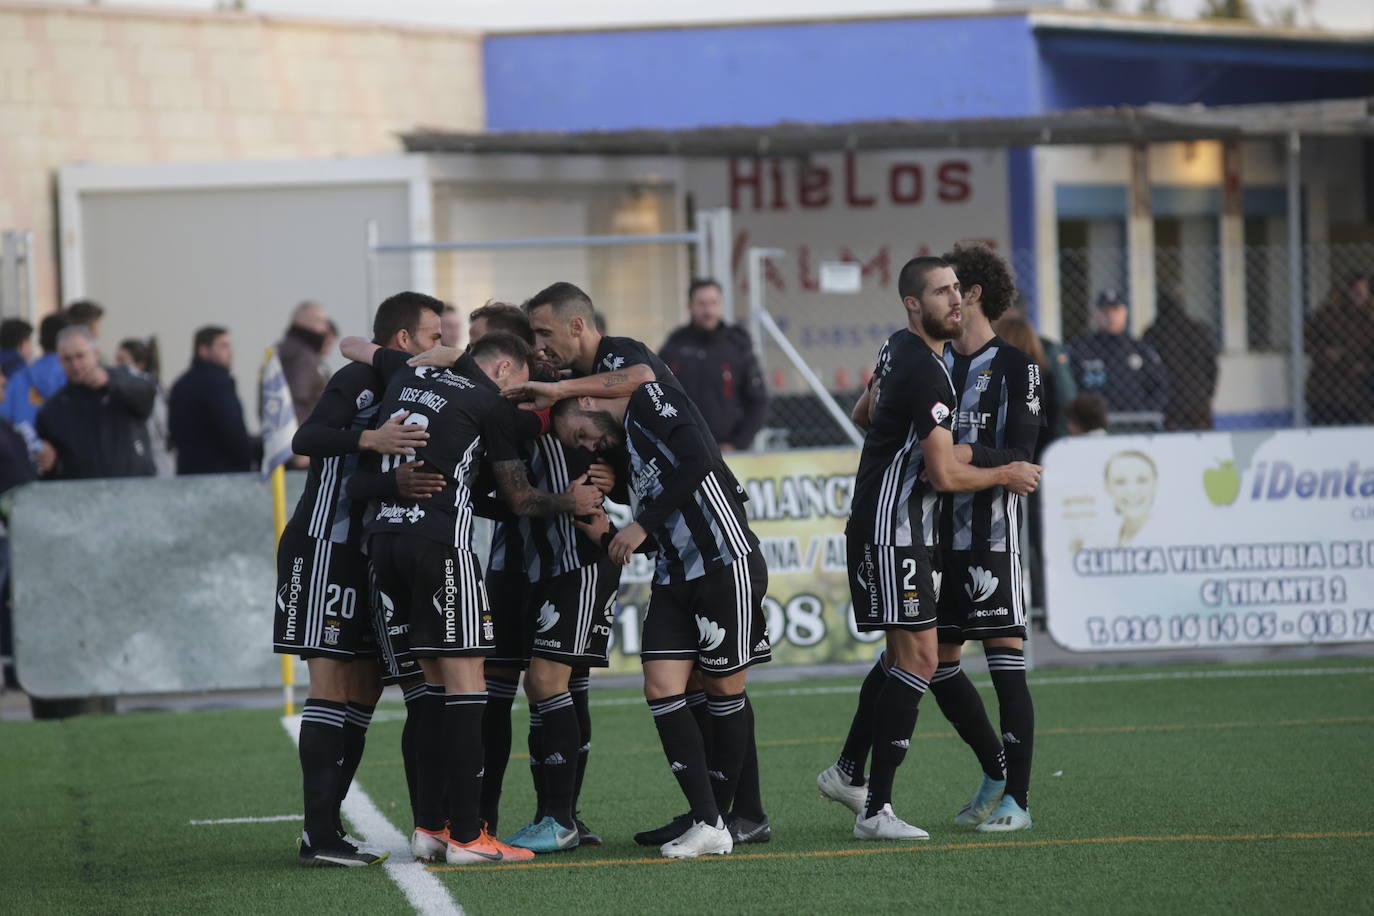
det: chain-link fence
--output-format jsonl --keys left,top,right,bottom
{"left": 736, "top": 241, "right": 1374, "bottom": 450}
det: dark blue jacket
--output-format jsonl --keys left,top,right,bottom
{"left": 36, "top": 368, "right": 156, "bottom": 480}
{"left": 168, "top": 360, "right": 253, "bottom": 474}
{"left": 1067, "top": 331, "right": 1169, "bottom": 416}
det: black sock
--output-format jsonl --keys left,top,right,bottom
{"left": 838, "top": 654, "right": 888, "bottom": 786}
{"left": 528, "top": 709, "right": 546, "bottom": 823}
{"left": 400, "top": 681, "right": 427, "bottom": 827}
{"left": 535, "top": 692, "right": 581, "bottom": 829}
{"left": 480, "top": 675, "right": 519, "bottom": 832}
{"left": 570, "top": 674, "right": 591, "bottom": 813}
{"left": 987, "top": 647, "right": 1034, "bottom": 810}
{"left": 730, "top": 696, "right": 765, "bottom": 820}
{"left": 412, "top": 684, "right": 449, "bottom": 832}
{"left": 686, "top": 689, "right": 714, "bottom": 761}
{"left": 443, "top": 692, "right": 487, "bottom": 844}
{"left": 705, "top": 692, "right": 749, "bottom": 816}
{"left": 931, "top": 661, "right": 1005, "bottom": 781}
{"left": 333, "top": 702, "right": 374, "bottom": 834}
{"left": 299, "top": 699, "right": 347, "bottom": 847}
{"left": 649, "top": 694, "right": 721, "bottom": 826}
{"left": 865, "top": 665, "right": 927, "bottom": 819}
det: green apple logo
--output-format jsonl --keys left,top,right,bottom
{"left": 1203, "top": 460, "right": 1240, "bottom": 506}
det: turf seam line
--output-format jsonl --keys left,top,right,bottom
{"left": 280, "top": 715, "right": 463, "bottom": 916}
{"left": 427, "top": 830, "right": 1374, "bottom": 872}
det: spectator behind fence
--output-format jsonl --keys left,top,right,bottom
{"left": 65, "top": 299, "right": 104, "bottom": 339}
{"left": 276, "top": 301, "right": 331, "bottom": 425}
{"left": 1304, "top": 273, "right": 1374, "bottom": 426}
{"left": 1065, "top": 393, "right": 1109, "bottom": 436}
{"left": 117, "top": 337, "right": 174, "bottom": 477}
{"left": 658, "top": 278, "right": 768, "bottom": 451}
{"left": 35, "top": 326, "right": 156, "bottom": 479}
{"left": 1142, "top": 289, "right": 1219, "bottom": 431}
{"left": 168, "top": 326, "right": 253, "bottom": 475}
{"left": 1, "top": 312, "right": 68, "bottom": 450}
{"left": 1068, "top": 290, "right": 1168, "bottom": 422}
{"left": 0, "top": 319, "right": 32, "bottom": 380}
{"left": 441, "top": 303, "right": 464, "bottom": 348}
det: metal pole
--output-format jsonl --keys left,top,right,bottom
{"left": 372, "top": 231, "right": 703, "bottom": 254}
{"left": 706, "top": 208, "right": 734, "bottom": 323}
{"left": 0, "top": 232, "right": 14, "bottom": 318}
{"left": 1286, "top": 132, "right": 1306, "bottom": 429}
{"left": 755, "top": 306, "right": 865, "bottom": 449}
{"left": 746, "top": 247, "right": 778, "bottom": 368}
{"left": 21, "top": 232, "right": 36, "bottom": 329}
{"left": 364, "top": 219, "right": 379, "bottom": 332}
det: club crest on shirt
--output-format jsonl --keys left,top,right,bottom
{"left": 601, "top": 354, "right": 626, "bottom": 371}
{"left": 975, "top": 369, "right": 992, "bottom": 392}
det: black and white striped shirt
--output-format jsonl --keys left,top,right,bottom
{"left": 625, "top": 381, "right": 757, "bottom": 584}
{"left": 363, "top": 354, "right": 520, "bottom": 551}
{"left": 517, "top": 434, "right": 600, "bottom": 581}
{"left": 287, "top": 362, "right": 382, "bottom": 548}
{"left": 939, "top": 337, "right": 1044, "bottom": 552}
{"left": 847, "top": 329, "right": 957, "bottom": 548}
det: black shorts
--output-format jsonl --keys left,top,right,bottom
{"left": 642, "top": 551, "right": 771, "bottom": 676}
{"left": 368, "top": 533, "right": 494, "bottom": 658}
{"left": 848, "top": 537, "right": 938, "bottom": 633}
{"left": 936, "top": 549, "right": 1026, "bottom": 643}
{"left": 273, "top": 526, "right": 376, "bottom": 659}
{"left": 486, "top": 567, "right": 532, "bottom": 668}
{"left": 369, "top": 564, "right": 421, "bottom": 685}
{"left": 529, "top": 557, "right": 622, "bottom": 668}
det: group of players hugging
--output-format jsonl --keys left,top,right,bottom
{"left": 273, "top": 242, "right": 1043, "bottom": 869}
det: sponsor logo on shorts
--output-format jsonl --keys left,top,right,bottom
{"left": 536, "top": 601, "right": 559, "bottom": 634}
{"left": 972, "top": 607, "right": 1009, "bottom": 619}
{"left": 858, "top": 544, "right": 879, "bottom": 618}
{"left": 533, "top": 637, "right": 562, "bottom": 649}
{"left": 696, "top": 615, "right": 726, "bottom": 652}
{"left": 433, "top": 558, "right": 457, "bottom": 643}
{"left": 700, "top": 656, "right": 728, "bottom": 667}
{"left": 753, "top": 638, "right": 770, "bottom": 654}
{"left": 966, "top": 566, "right": 999, "bottom": 603}
{"left": 278, "top": 555, "right": 304, "bottom": 641}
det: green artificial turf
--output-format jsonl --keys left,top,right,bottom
{"left": 3, "top": 658, "right": 1371, "bottom": 915}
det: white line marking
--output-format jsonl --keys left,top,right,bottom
{"left": 190, "top": 814, "right": 302, "bottom": 825}
{"left": 280, "top": 716, "right": 462, "bottom": 916}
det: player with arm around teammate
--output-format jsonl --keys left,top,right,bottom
{"left": 815, "top": 257, "right": 1041, "bottom": 841}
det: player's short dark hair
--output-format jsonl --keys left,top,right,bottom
{"left": 39, "top": 313, "right": 68, "bottom": 353}
{"left": 942, "top": 243, "right": 1017, "bottom": 322}
{"left": 0, "top": 318, "right": 32, "bottom": 350}
{"left": 1067, "top": 393, "right": 1109, "bottom": 434}
{"left": 897, "top": 257, "right": 950, "bottom": 302}
{"left": 469, "top": 301, "right": 534, "bottom": 346}
{"left": 372, "top": 291, "right": 444, "bottom": 345}
{"left": 193, "top": 325, "right": 228, "bottom": 353}
{"left": 688, "top": 278, "right": 721, "bottom": 301}
{"left": 525, "top": 282, "right": 595, "bottom": 320}
{"left": 469, "top": 330, "right": 530, "bottom": 368}
{"left": 65, "top": 299, "right": 104, "bottom": 327}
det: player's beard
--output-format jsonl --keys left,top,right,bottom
{"left": 920, "top": 307, "right": 960, "bottom": 341}
{"left": 586, "top": 410, "right": 625, "bottom": 451}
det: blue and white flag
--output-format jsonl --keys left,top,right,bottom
{"left": 259, "top": 348, "right": 298, "bottom": 480}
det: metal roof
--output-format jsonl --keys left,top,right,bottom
{"left": 401, "top": 97, "right": 1374, "bottom": 157}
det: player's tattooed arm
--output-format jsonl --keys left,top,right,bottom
{"left": 491, "top": 459, "right": 603, "bottom": 517}
{"left": 503, "top": 364, "right": 654, "bottom": 407}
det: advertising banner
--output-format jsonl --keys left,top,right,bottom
{"left": 1042, "top": 427, "right": 1374, "bottom": 651}
{"left": 603, "top": 446, "right": 882, "bottom": 673}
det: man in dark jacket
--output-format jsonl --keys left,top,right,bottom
{"left": 1142, "top": 290, "right": 1219, "bottom": 431}
{"left": 35, "top": 326, "right": 156, "bottom": 479}
{"left": 168, "top": 326, "right": 253, "bottom": 474}
{"left": 658, "top": 279, "right": 768, "bottom": 451}
{"left": 1067, "top": 290, "right": 1168, "bottom": 425}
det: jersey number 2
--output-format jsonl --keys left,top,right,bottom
{"left": 901, "top": 558, "right": 918, "bottom": 591}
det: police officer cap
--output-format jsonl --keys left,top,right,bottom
{"left": 1095, "top": 290, "right": 1127, "bottom": 309}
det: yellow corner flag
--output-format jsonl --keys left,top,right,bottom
{"left": 261, "top": 348, "right": 299, "bottom": 716}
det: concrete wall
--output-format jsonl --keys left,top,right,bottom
{"left": 0, "top": 2, "right": 484, "bottom": 319}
